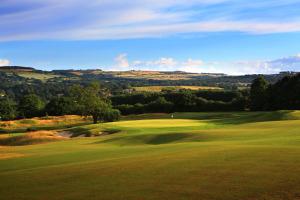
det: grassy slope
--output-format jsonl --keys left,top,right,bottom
{"left": 1, "top": 111, "right": 300, "bottom": 200}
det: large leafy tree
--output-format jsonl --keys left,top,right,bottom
{"left": 18, "top": 94, "right": 45, "bottom": 118}
{"left": 0, "top": 98, "right": 17, "bottom": 121}
{"left": 250, "top": 76, "right": 269, "bottom": 111}
{"left": 69, "top": 82, "right": 119, "bottom": 123}
{"left": 268, "top": 74, "right": 300, "bottom": 110}
{"left": 45, "top": 97, "right": 75, "bottom": 116}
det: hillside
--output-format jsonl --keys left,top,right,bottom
{"left": 0, "top": 66, "right": 297, "bottom": 93}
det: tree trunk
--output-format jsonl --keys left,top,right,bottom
{"left": 93, "top": 115, "right": 98, "bottom": 124}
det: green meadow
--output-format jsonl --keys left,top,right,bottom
{"left": 1, "top": 111, "right": 300, "bottom": 200}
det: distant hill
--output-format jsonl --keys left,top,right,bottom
{"left": 0, "top": 66, "right": 35, "bottom": 71}
{"left": 0, "top": 65, "right": 298, "bottom": 96}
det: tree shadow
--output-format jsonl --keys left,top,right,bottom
{"left": 210, "top": 110, "right": 296, "bottom": 125}
{"left": 95, "top": 132, "right": 200, "bottom": 145}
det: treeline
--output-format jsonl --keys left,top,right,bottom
{"left": 1, "top": 73, "right": 300, "bottom": 121}
{"left": 0, "top": 83, "right": 120, "bottom": 123}
{"left": 112, "top": 90, "right": 247, "bottom": 115}
{"left": 113, "top": 73, "right": 300, "bottom": 115}
{"left": 0, "top": 68, "right": 294, "bottom": 100}
{"left": 250, "top": 74, "right": 300, "bottom": 110}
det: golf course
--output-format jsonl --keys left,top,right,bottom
{"left": 1, "top": 111, "right": 300, "bottom": 200}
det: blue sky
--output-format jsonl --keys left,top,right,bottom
{"left": 0, "top": 0, "right": 300, "bottom": 74}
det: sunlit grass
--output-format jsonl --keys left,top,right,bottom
{"left": 1, "top": 111, "right": 300, "bottom": 200}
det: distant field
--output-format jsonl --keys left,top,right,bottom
{"left": 17, "top": 71, "right": 61, "bottom": 81}
{"left": 109, "top": 70, "right": 224, "bottom": 80}
{"left": 133, "top": 85, "right": 223, "bottom": 92}
{"left": 1, "top": 111, "right": 300, "bottom": 200}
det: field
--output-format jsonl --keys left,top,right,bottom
{"left": 1, "top": 111, "right": 300, "bottom": 200}
{"left": 133, "top": 85, "right": 223, "bottom": 92}
{"left": 17, "top": 71, "right": 61, "bottom": 81}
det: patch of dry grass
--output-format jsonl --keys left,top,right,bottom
{"left": 0, "top": 115, "right": 91, "bottom": 133}
{"left": 0, "top": 131, "right": 65, "bottom": 146}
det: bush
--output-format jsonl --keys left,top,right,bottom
{"left": 103, "top": 109, "right": 121, "bottom": 122}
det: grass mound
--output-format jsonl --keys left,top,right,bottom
{"left": 0, "top": 131, "right": 64, "bottom": 146}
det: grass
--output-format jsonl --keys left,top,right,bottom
{"left": 0, "top": 115, "right": 92, "bottom": 134}
{"left": 0, "top": 131, "right": 65, "bottom": 146}
{"left": 17, "top": 71, "right": 61, "bottom": 81}
{"left": 1, "top": 111, "right": 300, "bottom": 199}
{"left": 133, "top": 85, "right": 223, "bottom": 92}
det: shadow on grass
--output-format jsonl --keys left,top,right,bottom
{"left": 210, "top": 110, "right": 296, "bottom": 125}
{"left": 147, "top": 133, "right": 193, "bottom": 145}
{"left": 96, "top": 132, "right": 202, "bottom": 145}
{"left": 122, "top": 111, "right": 298, "bottom": 126}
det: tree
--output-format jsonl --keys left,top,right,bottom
{"left": 87, "top": 98, "right": 110, "bottom": 124}
{"left": 45, "top": 97, "right": 75, "bottom": 116}
{"left": 18, "top": 94, "right": 45, "bottom": 118}
{"left": 146, "top": 97, "right": 174, "bottom": 113}
{"left": 0, "top": 98, "right": 17, "bottom": 121}
{"left": 250, "top": 76, "right": 268, "bottom": 111}
{"left": 267, "top": 74, "right": 300, "bottom": 110}
{"left": 163, "top": 90, "right": 196, "bottom": 112}
{"left": 69, "top": 83, "right": 119, "bottom": 124}
{"left": 68, "top": 84, "right": 85, "bottom": 115}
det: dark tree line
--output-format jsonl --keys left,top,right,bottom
{"left": 1, "top": 73, "right": 300, "bottom": 121}
{"left": 250, "top": 74, "right": 300, "bottom": 111}
{"left": 0, "top": 83, "right": 120, "bottom": 123}
{"left": 112, "top": 89, "right": 247, "bottom": 115}
{"left": 113, "top": 74, "right": 300, "bottom": 115}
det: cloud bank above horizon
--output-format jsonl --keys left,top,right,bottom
{"left": 112, "top": 53, "right": 300, "bottom": 75}
{"left": 1, "top": 53, "right": 300, "bottom": 75}
{"left": 1, "top": 0, "right": 300, "bottom": 41}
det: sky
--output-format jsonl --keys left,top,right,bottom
{"left": 0, "top": 0, "right": 300, "bottom": 75}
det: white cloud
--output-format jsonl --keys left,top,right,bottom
{"left": 113, "top": 53, "right": 129, "bottom": 70}
{"left": 224, "top": 61, "right": 281, "bottom": 75}
{"left": 0, "top": 59, "right": 10, "bottom": 66}
{"left": 153, "top": 58, "right": 178, "bottom": 67}
{"left": 269, "top": 54, "right": 300, "bottom": 69}
{"left": 110, "top": 53, "right": 300, "bottom": 75}
{"left": 1, "top": 0, "right": 300, "bottom": 41}
{"left": 182, "top": 58, "right": 204, "bottom": 67}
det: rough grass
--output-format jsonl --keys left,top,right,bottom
{"left": 0, "top": 131, "right": 64, "bottom": 146}
{"left": 0, "top": 115, "right": 92, "bottom": 134}
{"left": 133, "top": 85, "right": 223, "bottom": 92}
{"left": 1, "top": 111, "right": 300, "bottom": 200}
